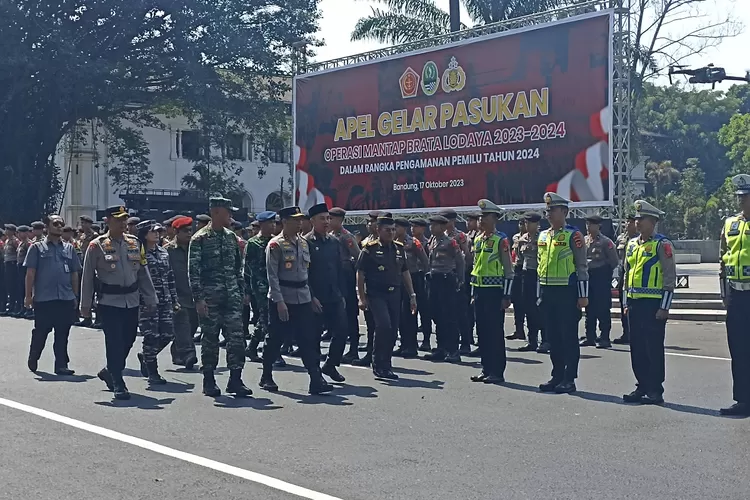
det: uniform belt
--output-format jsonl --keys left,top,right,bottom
{"left": 279, "top": 279, "right": 308, "bottom": 289}
{"left": 430, "top": 272, "right": 455, "bottom": 278}
{"left": 728, "top": 281, "right": 750, "bottom": 291}
{"left": 367, "top": 283, "right": 401, "bottom": 293}
{"left": 100, "top": 282, "right": 139, "bottom": 295}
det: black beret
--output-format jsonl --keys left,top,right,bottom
{"left": 586, "top": 215, "right": 603, "bottom": 224}
{"left": 4, "top": 224, "right": 17, "bottom": 231}
{"left": 79, "top": 215, "right": 94, "bottom": 223}
{"left": 17, "top": 225, "right": 30, "bottom": 232}
{"left": 410, "top": 218, "right": 428, "bottom": 227}
{"left": 465, "top": 212, "right": 480, "bottom": 220}
{"left": 523, "top": 211, "right": 542, "bottom": 223}
{"left": 250, "top": 220, "right": 260, "bottom": 227}
{"left": 196, "top": 214, "right": 211, "bottom": 223}
{"left": 31, "top": 221, "right": 45, "bottom": 230}
{"left": 439, "top": 209, "right": 458, "bottom": 220}
{"left": 231, "top": 220, "right": 244, "bottom": 230}
{"left": 329, "top": 207, "right": 346, "bottom": 218}
{"left": 62, "top": 226, "right": 74, "bottom": 233}
{"left": 394, "top": 217, "right": 411, "bottom": 227}
{"left": 127, "top": 217, "right": 141, "bottom": 225}
{"left": 368, "top": 210, "right": 381, "bottom": 220}
{"left": 307, "top": 203, "right": 329, "bottom": 218}
{"left": 429, "top": 215, "right": 448, "bottom": 224}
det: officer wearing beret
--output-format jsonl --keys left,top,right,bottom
{"left": 81, "top": 205, "right": 158, "bottom": 400}
{"left": 718, "top": 174, "right": 750, "bottom": 415}
{"left": 189, "top": 196, "right": 251, "bottom": 398}
{"left": 410, "top": 218, "right": 432, "bottom": 350}
{"left": 196, "top": 214, "right": 211, "bottom": 231}
{"left": 517, "top": 212, "right": 546, "bottom": 353}
{"left": 614, "top": 214, "right": 638, "bottom": 344}
{"left": 243, "top": 211, "right": 276, "bottom": 362}
{"left": 263, "top": 206, "right": 334, "bottom": 394}
{"left": 470, "top": 200, "right": 514, "bottom": 383}
{"left": 440, "top": 209, "right": 473, "bottom": 352}
{"left": 622, "top": 200, "right": 676, "bottom": 405}
{"left": 356, "top": 214, "right": 416, "bottom": 379}
{"left": 509, "top": 217, "right": 528, "bottom": 342}
{"left": 3, "top": 224, "right": 20, "bottom": 316}
{"left": 30, "top": 221, "right": 45, "bottom": 243}
{"left": 581, "top": 214, "right": 619, "bottom": 349}
{"left": 329, "top": 207, "right": 362, "bottom": 362}
{"left": 126, "top": 217, "right": 141, "bottom": 235}
{"left": 304, "top": 203, "right": 348, "bottom": 382}
{"left": 353, "top": 210, "right": 382, "bottom": 366}
{"left": 14, "top": 226, "right": 32, "bottom": 318}
{"left": 393, "top": 217, "right": 428, "bottom": 358}
{"left": 165, "top": 216, "right": 198, "bottom": 369}
{"left": 537, "top": 193, "right": 589, "bottom": 394}
{"left": 425, "top": 214, "right": 465, "bottom": 362}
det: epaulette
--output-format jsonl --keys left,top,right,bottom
{"left": 394, "top": 240, "right": 404, "bottom": 246}
{"left": 365, "top": 239, "right": 379, "bottom": 247}
{"left": 495, "top": 230, "right": 508, "bottom": 239}
{"left": 565, "top": 224, "right": 581, "bottom": 232}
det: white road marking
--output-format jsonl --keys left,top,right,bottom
{"left": 665, "top": 352, "right": 730, "bottom": 361}
{"left": 0, "top": 397, "right": 344, "bottom": 500}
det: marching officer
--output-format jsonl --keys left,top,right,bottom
{"left": 614, "top": 214, "right": 637, "bottom": 344}
{"left": 81, "top": 205, "right": 158, "bottom": 400}
{"left": 537, "top": 193, "right": 588, "bottom": 394}
{"left": 356, "top": 214, "right": 416, "bottom": 379}
{"left": 329, "top": 207, "right": 361, "bottom": 363}
{"left": 425, "top": 215, "right": 465, "bottom": 362}
{"left": 517, "top": 211, "right": 545, "bottom": 352}
{"left": 165, "top": 216, "right": 198, "bottom": 369}
{"left": 15, "top": 226, "right": 32, "bottom": 318}
{"left": 4, "top": 224, "right": 20, "bottom": 316}
{"left": 622, "top": 200, "right": 676, "bottom": 405}
{"left": 353, "top": 210, "right": 381, "bottom": 367}
{"left": 469, "top": 200, "right": 513, "bottom": 384}
{"left": 393, "top": 217, "right": 428, "bottom": 358}
{"left": 126, "top": 217, "right": 140, "bottom": 236}
{"left": 243, "top": 211, "right": 276, "bottom": 362}
{"left": 195, "top": 214, "right": 211, "bottom": 231}
{"left": 718, "top": 174, "right": 750, "bottom": 416}
{"left": 410, "top": 218, "right": 432, "bottom": 351}
{"left": 581, "top": 215, "right": 619, "bottom": 349}
{"left": 509, "top": 218, "right": 527, "bottom": 341}
{"left": 263, "top": 206, "right": 333, "bottom": 394}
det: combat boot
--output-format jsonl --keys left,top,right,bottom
{"left": 112, "top": 377, "right": 131, "bottom": 400}
{"left": 351, "top": 354, "right": 371, "bottom": 367}
{"left": 226, "top": 369, "right": 253, "bottom": 397}
{"left": 146, "top": 361, "right": 167, "bottom": 385}
{"left": 137, "top": 352, "right": 148, "bottom": 377}
{"left": 245, "top": 338, "right": 262, "bottom": 362}
{"left": 202, "top": 371, "right": 221, "bottom": 397}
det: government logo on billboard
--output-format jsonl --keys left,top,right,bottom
{"left": 421, "top": 61, "right": 439, "bottom": 96}
{"left": 399, "top": 67, "right": 420, "bottom": 98}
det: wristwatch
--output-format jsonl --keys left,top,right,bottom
{"left": 410, "top": 293, "right": 417, "bottom": 298}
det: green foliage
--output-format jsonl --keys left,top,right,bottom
{"left": 0, "top": 0, "right": 319, "bottom": 221}
{"left": 718, "top": 113, "right": 750, "bottom": 174}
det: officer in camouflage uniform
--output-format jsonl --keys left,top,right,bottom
{"left": 188, "top": 196, "right": 251, "bottom": 398}
{"left": 135, "top": 220, "right": 179, "bottom": 385}
{"left": 243, "top": 211, "right": 276, "bottom": 362}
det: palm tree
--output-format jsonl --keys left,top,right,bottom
{"left": 351, "top": 0, "right": 591, "bottom": 44}
{"left": 645, "top": 160, "right": 679, "bottom": 206}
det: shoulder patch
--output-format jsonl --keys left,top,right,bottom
{"left": 269, "top": 241, "right": 279, "bottom": 250}
{"left": 414, "top": 239, "right": 422, "bottom": 248}
{"left": 394, "top": 240, "right": 404, "bottom": 246}
{"left": 502, "top": 238, "right": 509, "bottom": 252}
{"left": 347, "top": 238, "right": 354, "bottom": 247}
{"left": 366, "top": 240, "right": 379, "bottom": 247}
{"left": 573, "top": 231, "right": 584, "bottom": 248}
{"left": 662, "top": 240, "right": 673, "bottom": 258}
{"left": 451, "top": 239, "right": 458, "bottom": 249}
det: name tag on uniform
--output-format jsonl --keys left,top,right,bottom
{"left": 64, "top": 263, "right": 70, "bottom": 273}
{"left": 104, "top": 254, "right": 118, "bottom": 261}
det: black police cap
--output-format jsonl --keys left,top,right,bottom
{"left": 394, "top": 217, "right": 411, "bottom": 227}
{"left": 368, "top": 210, "right": 381, "bottom": 220}
{"left": 410, "top": 218, "right": 428, "bottom": 227}
{"left": 307, "top": 203, "right": 329, "bottom": 218}
{"left": 523, "top": 211, "right": 542, "bottom": 223}
{"left": 439, "top": 209, "right": 458, "bottom": 220}
{"left": 586, "top": 215, "right": 603, "bottom": 224}
{"left": 429, "top": 215, "right": 449, "bottom": 224}
{"left": 329, "top": 207, "right": 346, "bottom": 218}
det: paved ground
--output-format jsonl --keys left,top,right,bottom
{"left": 0, "top": 315, "right": 748, "bottom": 500}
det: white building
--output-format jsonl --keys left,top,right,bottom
{"left": 58, "top": 111, "right": 292, "bottom": 223}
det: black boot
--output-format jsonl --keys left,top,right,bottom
{"left": 54, "top": 363, "right": 75, "bottom": 376}
{"left": 98, "top": 367, "right": 114, "bottom": 391}
{"left": 226, "top": 369, "right": 253, "bottom": 397}
{"left": 202, "top": 371, "right": 221, "bottom": 397}
{"left": 351, "top": 354, "right": 371, "bottom": 367}
{"left": 245, "top": 339, "right": 262, "bottom": 362}
{"left": 259, "top": 374, "right": 279, "bottom": 392}
{"left": 146, "top": 361, "right": 167, "bottom": 385}
{"left": 112, "top": 377, "right": 130, "bottom": 400}
{"left": 137, "top": 352, "right": 148, "bottom": 377}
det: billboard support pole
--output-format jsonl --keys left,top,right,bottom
{"left": 449, "top": 0, "right": 461, "bottom": 33}
{"left": 611, "top": 0, "right": 632, "bottom": 225}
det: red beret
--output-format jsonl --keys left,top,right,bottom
{"left": 172, "top": 216, "right": 193, "bottom": 229}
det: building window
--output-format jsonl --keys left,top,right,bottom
{"left": 267, "top": 138, "right": 289, "bottom": 164}
{"left": 265, "top": 191, "right": 284, "bottom": 212}
{"left": 226, "top": 133, "right": 245, "bottom": 160}
{"left": 180, "top": 130, "right": 204, "bottom": 160}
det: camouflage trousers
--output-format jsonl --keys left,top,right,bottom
{"left": 200, "top": 287, "right": 245, "bottom": 371}
{"left": 140, "top": 303, "right": 175, "bottom": 363}
{"left": 248, "top": 293, "right": 269, "bottom": 345}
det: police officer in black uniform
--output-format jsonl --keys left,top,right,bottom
{"left": 356, "top": 214, "right": 417, "bottom": 379}
{"left": 353, "top": 210, "right": 381, "bottom": 367}
{"left": 304, "top": 203, "right": 348, "bottom": 383}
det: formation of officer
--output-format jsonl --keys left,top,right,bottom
{"left": 614, "top": 214, "right": 637, "bottom": 344}
{"left": 581, "top": 214, "right": 619, "bottom": 349}
{"left": 515, "top": 211, "right": 546, "bottom": 353}
{"left": 329, "top": 207, "right": 361, "bottom": 362}
{"left": 243, "top": 211, "right": 276, "bottom": 362}
{"left": 393, "top": 217, "right": 428, "bottom": 358}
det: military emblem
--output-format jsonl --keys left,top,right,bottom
{"left": 738, "top": 176, "right": 747, "bottom": 186}
{"left": 441, "top": 56, "right": 466, "bottom": 94}
{"left": 478, "top": 200, "right": 486, "bottom": 209}
{"left": 635, "top": 201, "right": 642, "bottom": 211}
{"left": 544, "top": 193, "right": 552, "bottom": 206}
{"left": 399, "top": 67, "right": 420, "bottom": 99}
{"left": 421, "top": 61, "right": 439, "bottom": 96}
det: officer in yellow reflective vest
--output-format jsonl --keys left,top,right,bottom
{"left": 622, "top": 200, "right": 676, "bottom": 405}
{"left": 469, "top": 199, "right": 513, "bottom": 384}
{"left": 718, "top": 174, "right": 750, "bottom": 416}
{"left": 537, "top": 193, "right": 588, "bottom": 394}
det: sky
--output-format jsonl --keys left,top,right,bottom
{"left": 314, "top": 0, "right": 750, "bottom": 90}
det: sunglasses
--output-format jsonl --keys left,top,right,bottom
{"left": 51, "top": 220, "right": 65, "bottom": 227}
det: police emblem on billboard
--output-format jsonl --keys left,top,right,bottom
{"left": 399, "top": 67, "right": 420, "bottom": 99}
{"left": 441, "top": 56, "right": 466, "bottom": 93}
{"left": 421, "top": 61, "right": 439, "bottom": 96}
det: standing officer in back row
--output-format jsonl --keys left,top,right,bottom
{"left": 622, "top": 200, "right": 676, "bottom": 405}
{"left": 718, "top": 174, "right": 750, "bottom": 416}
{"left": 614, "top": 214, "right": 637, "bottom": 345}
{"left": 469, "top": 200, "right": 513, "bottom": 384}
{"left": 581, "top": 215, "right": 619, "bottom": 349}
{"left": 537, "top": 193, "right": 588, "bottom": 394}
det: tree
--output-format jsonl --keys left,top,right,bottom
{"left": 0, "top": 0, "right": 319, "bottom": 222}
{"left": 645, "top": 159, "right": 679, "bottom": 206}
{"left": 718, "top": 113, "right": 750, "bottom": 174}
{"left": 350, "top": 0, "right": 590, "bottom": 44}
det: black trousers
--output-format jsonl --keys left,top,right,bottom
{"left": 363, "top": 309, "right": 375, "bottom": 356}
{"left": 585, "top": 266, "right": 613, "bottom": 342}
{"left": 4, "top": 261, "right": 19, "bottom": 311}
{"left": 0, "top": 260, "right": 5, "bottom": 309}
{"left": 264, "top": 301, "right": 320, "bottom": 379}
{"left": 430, "top": 273, "right": 460, "bottom": 353}
{"left": 29, "top": 300, "right": 75, "bottom": 365}
{"left": 474, "top": 287, "right": 507, "bottom": 377}
{"left": 512, "top": 265, "right": 525, "bottom": 335}
{"left": 242, "top": 303, "right": 251, "bottom": 337}
{"left": 726, "top": 288, "right": 750, "bottom": 404}
{"left": 617, "top": 267, "right": 630, "bottom": 339}
{"left": 521, "top": 269, "right": 542, "bottom": 345}
{"left": 459, "top": 275, "right": 473, "bottom": 347}
{"left": 317, "top": 299, "right": 348, "bottom": 366}
{"left": 628, "top": 298, "right": 666, "bottom": 395}
{"left": 98, "top": 304, "right": 139, "bottom": 381}
{"left": 341, "top": 268, "right": 360, "bottom": 350}
{"left": 541, "top": 284, "right": 580, "bottom": 382}
{"left": 399, "top": 276, "right": 419, "bottom": 351}
{"left": 369, "top": 291, "right": 401, "bottom": 371}
{"left": 412, "top": 271, "right": 431, "bottom": 342}
{"left": 17, "top": 265, "right": 27, "bottom": 308}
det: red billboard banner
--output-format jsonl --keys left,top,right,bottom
{"left": 294, "top": 12, "right": 612, "bottom": 213}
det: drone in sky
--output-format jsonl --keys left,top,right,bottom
{"left": 668, "top": 64, "right": 750, "bottom": 89}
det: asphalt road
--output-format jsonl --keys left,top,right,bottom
{"left": 0, "top": 315, "right": 748, "bottom": 500}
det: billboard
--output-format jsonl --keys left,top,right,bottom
{"left": 294, "top": 11, "right": 613, "bottom": 213}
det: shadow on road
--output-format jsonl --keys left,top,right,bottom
{"left": 272, "top": 389, "right": 354, "bottom": 406}
{"left": 213, "top": 395, "right": 282, "bottom": 410}
{"left": 34, "top": 371, "right": 96, "bottom": 383}
{"left": 378, "top": 377, "right": 444, "bottom": 390}
{"left": 665, "top": 345, "right": 700, "bottom": 352}
{"left": 145, "top": 382, "right": 195, "bottom": 394}
{"left": 392, "top": 366, "right": 434, "bottom": 376}
{"left": 94, "top": 394, "right": 176, "bottom": 410}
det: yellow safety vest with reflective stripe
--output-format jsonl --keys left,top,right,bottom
{"left": 470, "top": 232, "right": 506, "bottom": 287}
{"left": 625, "top": 235, "right": 664, "bottom": 299}
{"left": 721, "top": 215, "right": 750, "bottom": 282}
{"left": 537, "top": 227, "right": 575, "bottom": 286}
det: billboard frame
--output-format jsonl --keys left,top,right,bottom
{"left": 293, "top": 0, "right": 632, "bottom": 224}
